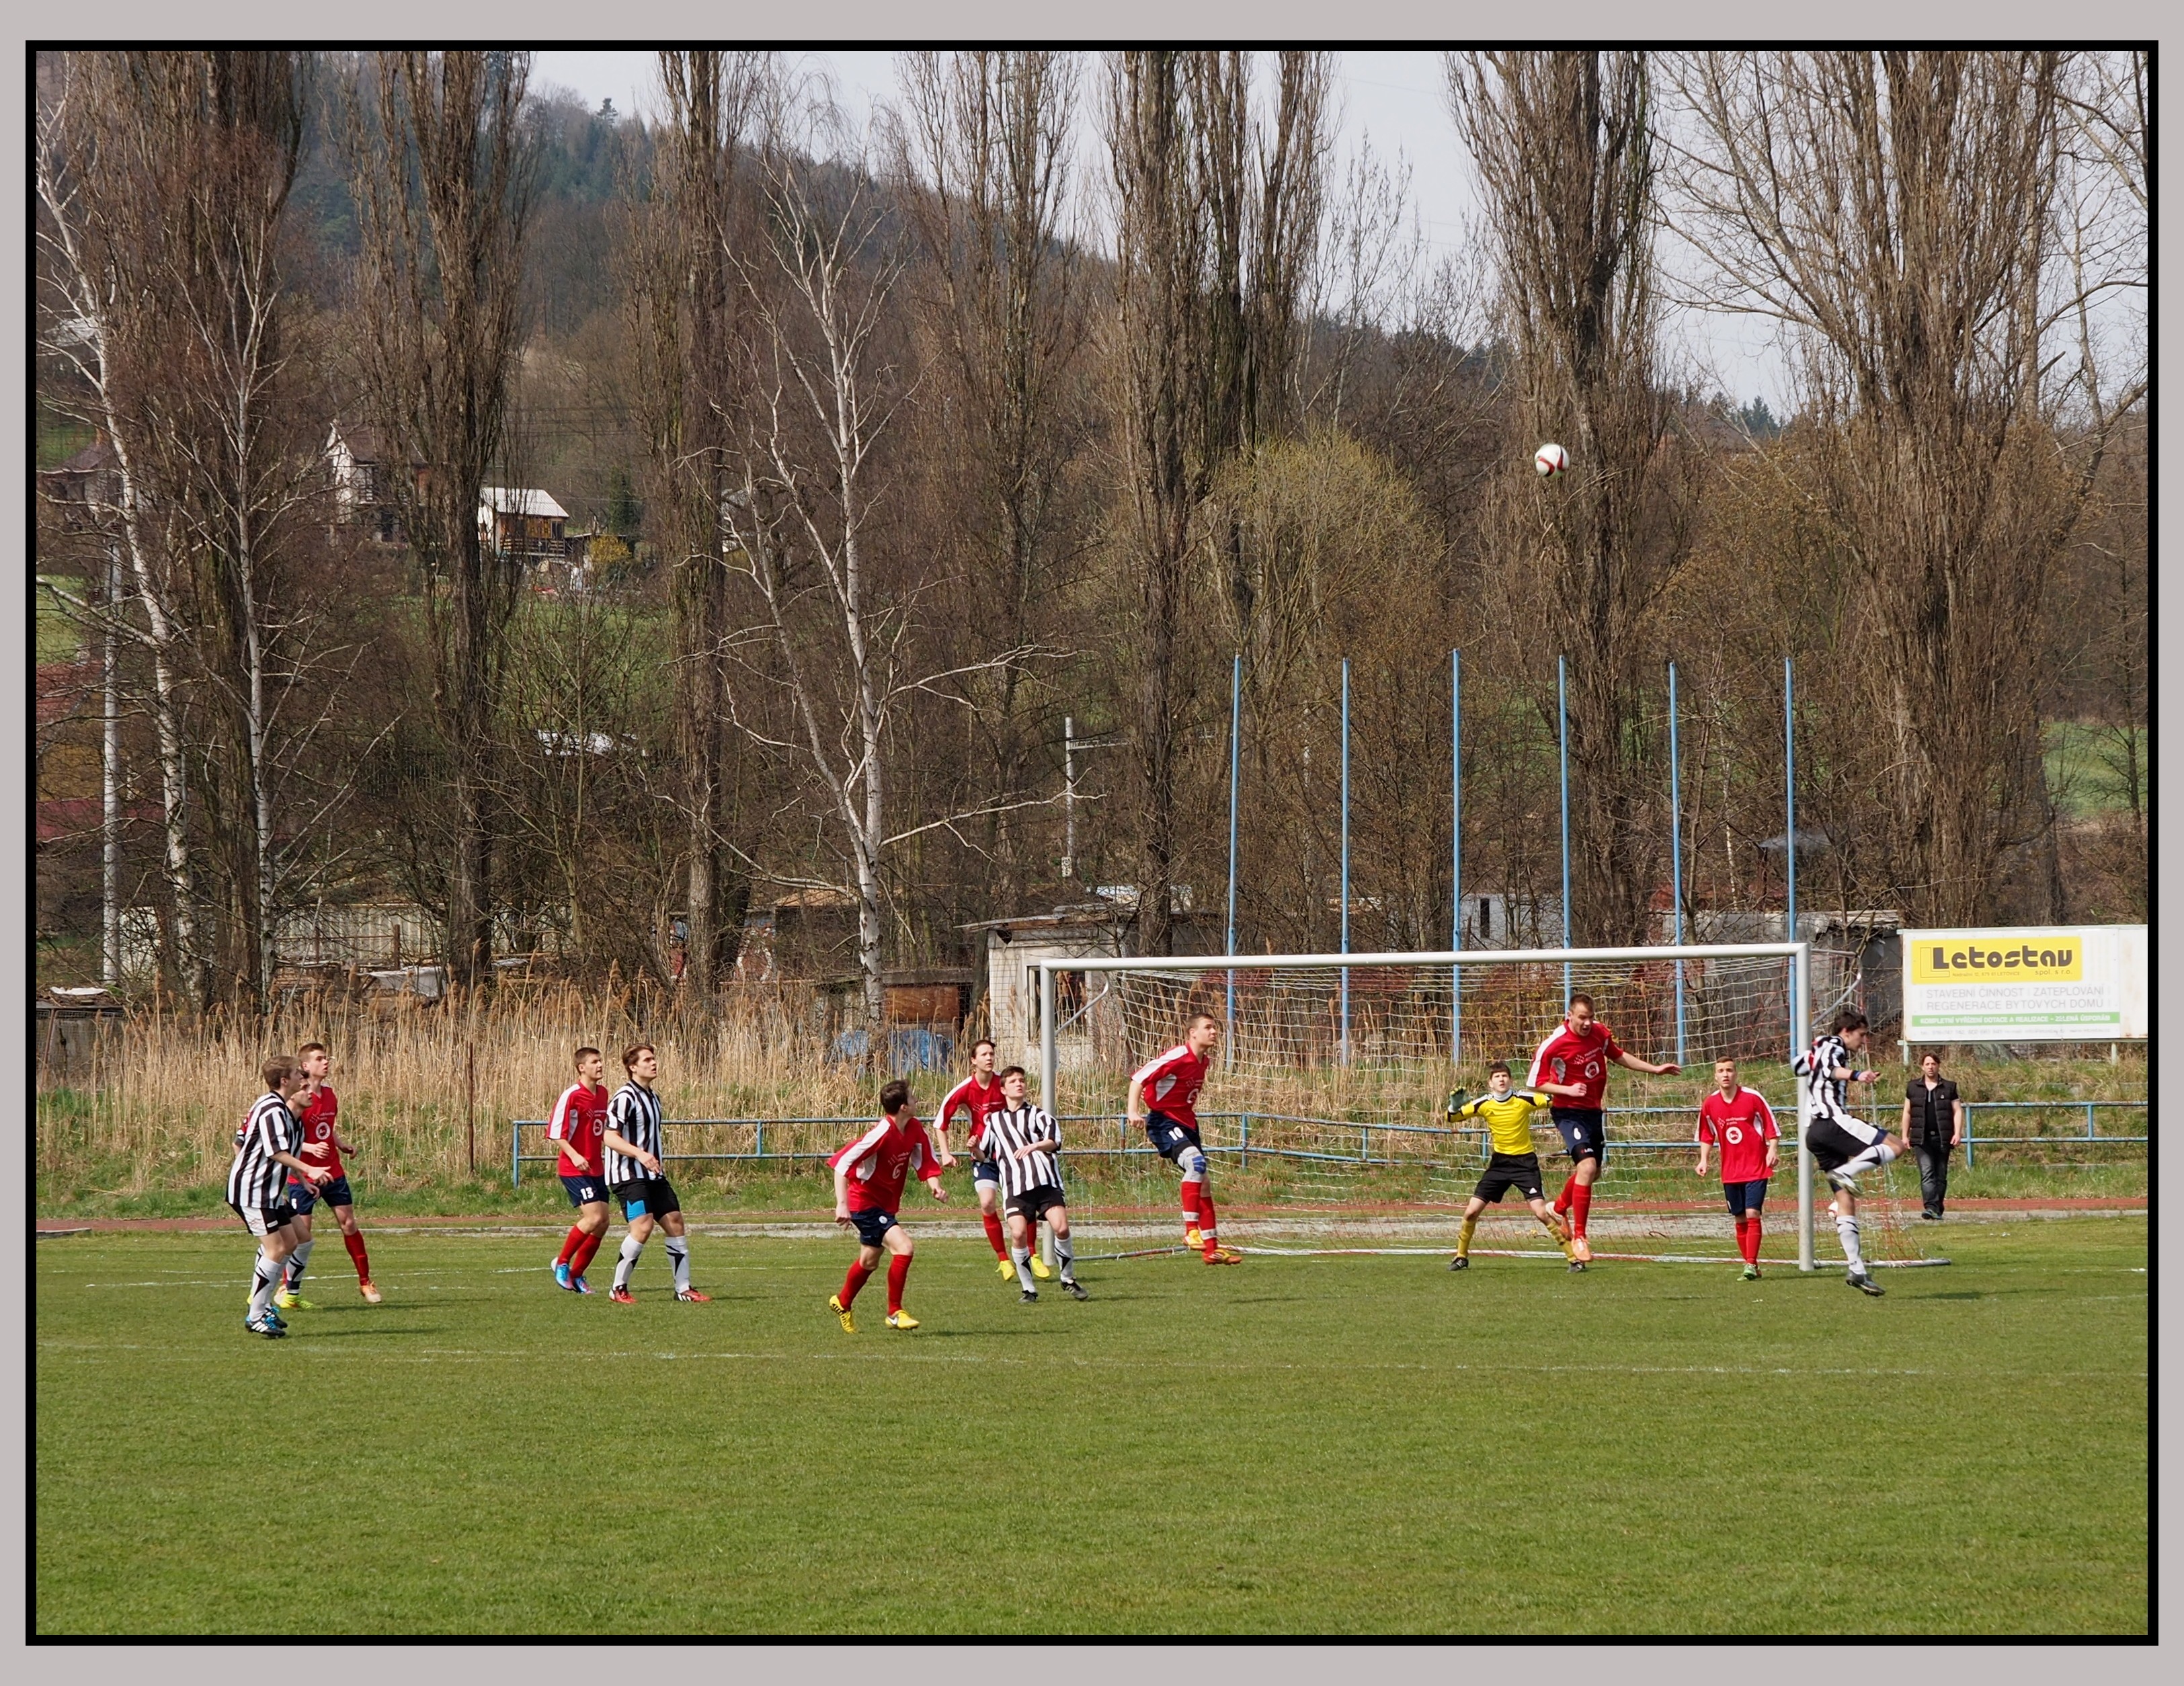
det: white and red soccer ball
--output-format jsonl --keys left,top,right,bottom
{"left": 1534, "top": 442, "right": 1570, "bottom": 478}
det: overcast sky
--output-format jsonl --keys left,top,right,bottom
{"left": 532, "top": 48, "right": 1794, "bottom": 408}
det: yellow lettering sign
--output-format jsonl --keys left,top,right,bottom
{"left": 1910, "top": 938, "right": 2082, "bottom": 984}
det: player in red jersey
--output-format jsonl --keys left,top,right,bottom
{"left": 549, "top": 1046, "right": 613, "bottom": 1293}
{"left": 278, "top": 1042, "right": 380, "bottom": 1308}
{"left": 1127, "top": 1012, "right": 1239, "bottom": 1264}
{"left": 1527, "top": 992, "right": 1680, "bottom": 1262}
{"left": 933, "top": 1038, "right": 1023, "bottom": 1281}
{"left": 827, "top": 1078, "right": 948, "bottom": 1332}
{"left": 1693, "top": 1056, "right": 1780, "bottom": 1281}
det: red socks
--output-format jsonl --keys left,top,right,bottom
{"left": 571, "top": 1228, "right": 604, "bottom": 1279}
{"left": 1570, "top": 1182, "right": 1594, "bottom": 1237}
{"left": 1198, "top": 1191, "right": 1219, "bottom": 1256}
{"left": 1553, "top": 1174, "right": 1576, "bottom": 1216}
{"left": 982, "top": 1209, "right": 1009, "bottom": 1260}
{"left": 1180, "top": 1180, "right": 1203, "bottom": 1236}
{"left": 556, "top": 1224, "right": 585, "bottom": 1267}
{"left": 343, "top": 1230, "right": 372, "bottom": 1283}
{"left": 886, "top": 1252, "right": 912, "bottom": 1314}
{"left": 840, "top": 1259, "right": 874, "bottom": 1306}
{"left": 1740, "top": 1214, "right": 1763, "bottom": 1264}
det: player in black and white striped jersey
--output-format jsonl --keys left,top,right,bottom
{"left": 1793, "top": 1009, "right": 1902, "bottom": 1297}
{"left": 982, "top": 1066, "right": 1088, "bottom": 1301}
{"left": 227, "top": 1055, "right": 331, "bottom": 1338}
{"left": 600, "top": 1042, "right": 707, "bottom": 1304}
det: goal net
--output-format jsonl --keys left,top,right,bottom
{"left": 1035, "top": 945, "right": 1929, "bottom": 1272}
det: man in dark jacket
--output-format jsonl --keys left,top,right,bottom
{"left": 1900, "top": 1052, "right": 1965, "bottom": 1220}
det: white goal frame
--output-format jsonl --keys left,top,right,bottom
{"left": 1037, "top": 942, "right": 1820, "bottom": 1272}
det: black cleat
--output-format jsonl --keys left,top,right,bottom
{"left": 1063, "top": 1279, "right": 1090, "bottom": 1299}
{"left": 1448, "top": 1254, "right": 1469, "bottom": 1271}
{"left": 1847, "top": 1270, "right": 1886, "bottom": 1297}
{"left": 1568, "top": 1260, "right": 1587, "bottom": 1273}
{"left": 1019, "top": 1288, "right": 1039, "bottom": 1303}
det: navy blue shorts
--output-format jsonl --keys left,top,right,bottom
{"left": 1145, "top": 1114, "right": 1202, "bottom": 1162}
{"left": 615, "top": 1175, "right": 680, "bottom": 1220}
{"left": 1551, "top": 1108, "right": 1607, "bottom": 1165}
{"left": 561, "top": 1172, "right": 608, "bottom": 1209}
{"left": 1722, "top": 1178, "right": 1770, "bottom": 1217}
{"left": 287, "top": 1174, "right": 353, "bottom": 1213}
{"left": 971, "top": 1160, "right": 1002, "bottom": 1187}
{"left": 850, "top": 1207, "right": 898, "bottom": 1248}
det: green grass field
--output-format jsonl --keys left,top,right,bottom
{"left": 36, "top": 1217, "right": 2145, "bottom": 1634}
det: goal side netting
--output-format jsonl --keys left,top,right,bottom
{"left": 1030, "top": 945, "right": 1930, "bottom": 1271}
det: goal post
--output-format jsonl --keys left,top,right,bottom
{"left": 1037, "top": 942, "right": 1820, "bottom": 1271}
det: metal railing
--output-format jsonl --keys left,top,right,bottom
{"left": 511, "top": 1098, "right": 2146, "bottom": 1185}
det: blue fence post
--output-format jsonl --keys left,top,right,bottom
{"left": 1242, "top": 1115, "right": 1251, "bottom": 1169}
{"left": 512, "top": 1121, "right": 521, "bottom": 1189}
{"left": 2086, "top": 1101, "right": 2096, "bottom": 1140}
{"left": 1964, "top": 1103, "right": 1974, "bottom": 1170}
{"left": 756, "top": 1118, "right": 765, "bottom": 1160}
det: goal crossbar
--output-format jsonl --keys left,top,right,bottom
{"left": 1035, "top": 942, "right": 1818, "bottom": 1271}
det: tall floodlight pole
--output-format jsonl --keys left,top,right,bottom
{"left": 1668, "top": 661, "right": 1687, "bottom": 1065}
{"left": 1225, "top": 653, "right": 1241, "bottom": 1070}
{"left": 1784, "top": 656, "right": 1798, "bottom": 1048}
{"left": 1558, "top": 655, "right": 1573, "bottom": 1004}
{"left": 1451, "top": 647, "right": 1462, "bottom": 1066}
{"left": 1339, "top": 657, "right": 1352, "bottom": 1065}
{"left": 1061, "top": 716, "right": 1076, "bottom": 881}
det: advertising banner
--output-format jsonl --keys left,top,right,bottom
{"left": 1900, "top": 925, "right": 2147, "bottom": 1043}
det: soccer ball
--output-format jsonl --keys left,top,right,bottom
{"left": 1535, "top": 442, "right": 1570, "bottom": 478}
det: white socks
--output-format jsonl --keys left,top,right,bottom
{"left": 1841, "top": 1140, "right": 1898, "bottom": 1180}
{"left": 249, "top": 1254, "right": 282, "bottom": 1320}
{"left": 664, "top": 1236, "right": 690, "bottom": 1293}
{"left": 1837, "top": 1212, "right": 1867, "bottom": 1273}
{"left": 614, "top": 1233, "right": 645, "bottom": 1289}
{"left": 1010, "top": 1244, "right": 1037, "bottom": 1291}
{"left": 1053, "top": 1234, "right": 1076, "bottom": 1283}
{"left": 284, "top": 1238, "right": 315, "bottom": 1289}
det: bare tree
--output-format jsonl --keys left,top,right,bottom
{"left": 626, "top": 50, "right": 769, "bottom": 996}
{"left": 1449, "top": 50, "right": 1693, "bottom": 945}
{"left": 1672, "top": 50, "right": 2144, "bottom": 923}
{"left": 347, "top": 50, "right": 535, "bottom": 989}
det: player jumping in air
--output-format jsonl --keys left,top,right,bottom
{"left": 1449, "top": 1062, "right": 1580, "bottom": 1271}
{"left": 1693, "top": 1057, "right": 1780, "bottom": 1281}
{"left": 827, "top": 1079, "right": 948, "bottom": 1332}
{"left": 1128, "top": 1012, "right": 1240, "bottom": 1265}
{"left": 548, "top": 1046, "right": 613, "bottom": 1293}
{"left": 1794, "top": 1010, "right": 1900, "bottom": 1297}
{"left": 229, "top": 1055, "right": 329, "bottom": 1338}
{"left": 1528, "top": 992, "right": 1680, "bottom": 1262}
{"left": 983, "top": 1065, "right": 1089, "bottom": 1301}
{"left": 278, "top": 1041, "right": 380, "bottom": 1308}
{"left": 601, "top": 1043, "right": 710, "bottom": 1304}
{"left": 934, "top": 1038, "right": 1029, "bottom": 1281}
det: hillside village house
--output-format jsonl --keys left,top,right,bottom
{"left": 479, "top": 486, "right": 571, "bottom": 563}
{"left": 325, "top": 419, "right": 423, "bottom": 543}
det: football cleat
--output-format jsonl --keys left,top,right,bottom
{"left": 1204, "top": 1246, "right": 1242, "bottom": 1265}
{"left": 609, "top": 1285, "right": 635, "bottom": 1304}
{"left": 1825, "top": 1168, "right": 1860, "bottom": 1195}
{"left": 553, "top": 1261, "right": 573, "bottom": 1291}
{"left": 676, "top": 1288, "right": 712, "bottom": 1303}
{"left": 885, "top": 1309, "right": 920, "bottom": 1330}
{"left": 998, "top": 1255, "right": 1017, "bottom": 1280}
{"left": 359, "top": 1280, "right": 383, "bottom": 1305}
{"left": 274, "top": 1290, "right": 315, "bottom": 1312}
{"left": 1448, "top": 1254, "right": 1469, "bottom": 1271}
{"left": 1568, "top": 1259, "right": 1588, "bottom": 1273}
{"left": 1019, "top": 1288, "right": 1039, "bottom": 1304}
{"left": 828, "top": 1293, "right": 857, "bottom": 1334}
{"left": 1063, "top": 1279, "right": 1090, "bottom": 1300}
{"left": 1740, "top": 1264, "right": 1762, "bottom": 1282}
{"left": 569, "top": 1276, "right": 593, "bottom": 1295}
{"left": 1184, "top": 1227, "right": 1204, "bottom": 1249}
{"left": 1847, "top": 1270, "right": 1885, "bottom": 1297}
{"left": 1570, "top": 1236, "right": 1592, "bottom": 1264}
{"left": 1027, "top": 1253, "right": 1053, "bottom": 1281}
{"left": 245, "top": 1314, "right": 287, "bottom": 1339}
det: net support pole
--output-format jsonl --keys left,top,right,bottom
{"left": 1668, "top": 660, "right": 1686, "bottom": 1066}
{"left": 1340, "top": 656, "right": 1351, "bottom": 1066}
{"left": 1038, "top": 961, "right": 1058, "bottom": 1116}
{"left": 1784, "top": 656, "right": 1797, "bottom": 1053}
{"left": 1558, "top": 655, "right": 1573, "bottom": 1004}
{"left": 1226, "top": 653, "right": 1241, "bottom": 1070}
{"left": 1793, "top": 939, "right": 1814, "bottom": 1271}
{"left": 1451, "top": 647, "right": 1462, "bottom": 1066}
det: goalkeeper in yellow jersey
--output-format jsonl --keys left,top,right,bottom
{"left": 1448, "top": 1062, "right": 1581, "bottom": 1273}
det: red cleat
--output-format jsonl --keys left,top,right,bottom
{"left": 609, "top": 1286, "right": 635, "bottom": 1303}
{"left": 676, "top": 1288, "right": 712, "bottom": 1303}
